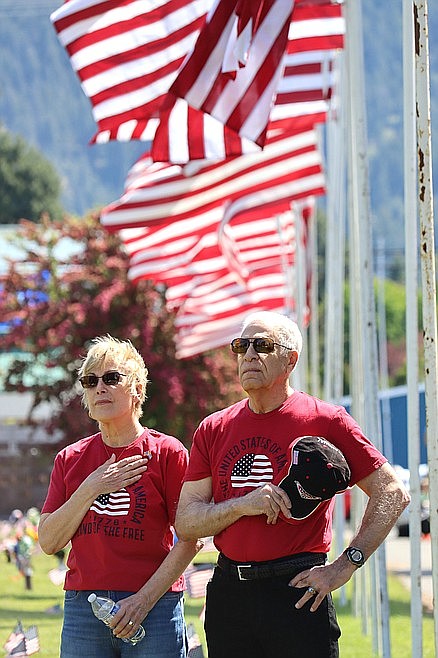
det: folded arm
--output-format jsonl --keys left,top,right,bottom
{"left": 175, "top": 476, "right": 292, "bottom": 542}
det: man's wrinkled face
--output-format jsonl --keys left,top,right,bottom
{"left": 237, "top": 321, "right": 291, "bottom": 393}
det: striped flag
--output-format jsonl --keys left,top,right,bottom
{"left": 50, "top": 0, "right": 344, "bottom": 158}
{"left": 4, "top": 622, "right": 25, "bottom": 655}
{"left": 231, "top": 453, "right": 274, "bottom": 488}
{"left": 5, "top": 638, "right": 27, "bottom": 658}
{"left": 24, "top": 627, "right": 39, "bottom": 656}
{"left": 105, "top": 143, "right": 318, "bottom": 357}
{"left": 171, "top": 197, "right": 315, "bottom": 358}
{"left": 101, "top": 127, "right": 324, "bottom": 231}
{"left": 119, "top": 202, "right": 299, "bottom": 291}
{"left": 184, "top": 564, "right": 214, "bottom": 598}
{"left": 152, "top": 0, "right": 294, "bottom": 155}
{"left": 288, "top": 0, "right": 345, "bottom": 54}
{"left": 151, "top": 1, "right": 344, "bottom": 162}
{"left": 187, "top": 623, "right": 205, "bottom": 657}
{"left": 50, "top": 0, "right": 211, "bottom": 143}
{"left": 4, "top": 624, "right": 39, "bottom": 657}
{"left": 90, "top": 489, "right": 131, "bottom": 516}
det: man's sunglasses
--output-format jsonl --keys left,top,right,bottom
{"left": 79, "top": 371, "right": 127, "bottom": 389}
{"left": 230, "top": 337, "right": 292, "bottom": 354}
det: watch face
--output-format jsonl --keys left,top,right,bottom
{"left": 347, "top": 547, "right": 364, "bottom": 566}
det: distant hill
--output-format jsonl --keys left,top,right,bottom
{"left": 0, "top": 0, "right": 436, "bottom": 252}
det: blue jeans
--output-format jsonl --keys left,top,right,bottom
{"left": 61, "top": 590, "right": 187, "bottom": 658}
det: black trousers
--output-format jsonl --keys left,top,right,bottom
{"left": 204, "top": 565, "right": 341, "bottom": 658}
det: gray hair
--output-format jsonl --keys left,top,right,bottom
{"left": 242, "top": 311, "right": 303, "bottom": 357}
{"left": 78, "top": 335, "right": 148, "bottom": 419}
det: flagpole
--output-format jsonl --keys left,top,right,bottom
{"left": 294, "top": 201, "right": 307, "bottom": 390}
{"left": 308, "top": 199, "right": 320, "bottom": 397}
{"left": 344, "top": 0, "right": 390, "bottom": 654}
{"left": 413, "top": 1, "right": 438, "bottom": 654}
{"left": 376, "top": 239, "right": 393, "bottom": 464}
{"left": 402, "top": 1, "right": 423, "bottom": 655}
{"left": 324, "top": 55, "right": 347, "bottom": 607}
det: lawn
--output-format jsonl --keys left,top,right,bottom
{"left": 0, "top": 548, "right": 434, "bottom": 657}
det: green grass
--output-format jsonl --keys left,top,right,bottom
{"left": 0, "top": 549, "right": 434, "bottom": 657}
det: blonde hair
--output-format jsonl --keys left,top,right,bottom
{"left": 78, "top": 335, "right": 148, "bottom": 419}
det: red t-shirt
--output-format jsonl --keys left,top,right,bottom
{"left": 42, "top": 428, "right": 188, "bottom": 592}
{"left": 185, "top": 392, "right": 386, "bottom": 562}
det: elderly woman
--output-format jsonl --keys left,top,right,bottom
{"left": 39, "top": 335, "right": 200, "bottom": 658}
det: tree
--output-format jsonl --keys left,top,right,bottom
{"left": 0, "top": 127, "right": 62, "bottom": 224}
{"left": 0, "top": 215, "right": 242, "bottom": 449}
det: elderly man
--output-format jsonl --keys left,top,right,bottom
{"left": 175, "top": 311, "right": 409, "bottom": 658}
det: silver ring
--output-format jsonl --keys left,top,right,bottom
{"left": 128, "top": 620, "right": 134, "bottom": 626}
{"left": 307, "top": 586, "right": 317, "bottom": 595}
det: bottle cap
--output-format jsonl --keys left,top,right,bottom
{"left": 87, "top": 593, "right": 97, "bottom": 603}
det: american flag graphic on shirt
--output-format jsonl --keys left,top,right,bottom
{"left": 230, "top": 453, "right": 273, "bottom": 488}
{"left": 90, "top": 489, "right": 131, "bottom": 516}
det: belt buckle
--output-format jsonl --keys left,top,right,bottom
{"left": 236, "top": 564, "right": 252, "bottom": 580}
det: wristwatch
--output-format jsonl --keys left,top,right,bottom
{"left": 344, "top": 546, "right": 365, "bottom": 568}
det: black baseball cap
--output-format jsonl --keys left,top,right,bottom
{"left": 277, "top": 436, "right": 351, "bottom": 520}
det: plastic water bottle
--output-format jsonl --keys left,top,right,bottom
{"left": 87, "top": 593, "right": 145, "bottom": 645}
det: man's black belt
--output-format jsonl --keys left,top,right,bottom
{"left": 217, "top": 552, "right": 326, "bottom": 581}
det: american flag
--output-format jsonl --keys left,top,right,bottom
{"left": 50, "top": 0, "right": 211, "bottom": 143}
{"left": 187, "top": 622, "right": 205, "bottom": 657}
{"left": 24, "top": 627, "right": 39, "bottom": 656}
{"left": 90, "top": 489, "right": 131, "bottom": 516}
{"left": 48, "top": 566, "right": 67, "bottom": 586}
{"left": 48, "top": 0, "right": 344, "bottom": 359}
{"left": 115, "top": 195, "right": 315, "bottom": 358}
{"left": 184, "top": 564, "right": 214, "bottom": 598}
{"left": 231, "top": 453, "right": 273, "bottom": 488}
{"left": 101, "top": 127, "right": 324, "bottom": 232}
{"left": 4, "top": 623, "right": 39, "bottom": 657}
{"left": 102, "top": 129, "right": 321, "bottom": 355}
{"left": 152, "top": 0, "right": 344, "bottom": 162}
{"left": 50, "top": 0, "right": 345, "bottom": 159}
{"left": 153, "top": 0, "right": 294, "bottom": 157}
{"left": 4, "top": 622, "right": 24, "bottom": 655}
{"left": 288, "top": 0, "right": 345, "bottom": 54}
{"left": 5, "top": 637, "right": 27, "bottom": 658}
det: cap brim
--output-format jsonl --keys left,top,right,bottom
{"left": 278, "top": 476, "right": 323, "bottom": 521}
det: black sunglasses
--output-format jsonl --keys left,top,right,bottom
{"left": 79, "top": 371, "right": 127, "bottom": 389}
{"left": 230, "top": 337, "right": 292, "bottom": 354}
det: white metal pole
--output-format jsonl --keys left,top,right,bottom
{"left": 413, "top": 1, "right": 438, "bottom": 654}
{"left": 403, "top": 1, "right": 423, "bottom": 655}
{"left": 344, "top": 0, "right": 390, "bottom": 654}
{"left": 308, "top": 201, "right": 320, "bottom": 397}
{"left": 324, "top": 78, "right": 348, "bottom": 607}
{"left": 376, "top": 239, "right": 393, "bottom": 463}
{"left": 290, "top": 203, "right": 306, "bottom": 391}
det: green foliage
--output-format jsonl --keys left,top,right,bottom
{"left": 378, "top": 279, "right": 408, "bottom": 343}
{"left": 319, "top": 275, "right": 422, "bottom": 395}
{"left": 0, "top": 215, "right": 242, "bottom": 449}
{"left": 0, "top": 127, "right": 62, "bottom": 224}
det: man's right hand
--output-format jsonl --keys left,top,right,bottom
{"left": 239, "top": 484, "right": 292, "bottom": 524}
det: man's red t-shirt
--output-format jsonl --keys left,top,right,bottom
{"left": 185, "top": 392, "right": 386, "bottom": 562}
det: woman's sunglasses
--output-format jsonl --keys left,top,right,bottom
{"left": 230, "top": 337, "right": 292, "bottom": 354}
{"left": 79, "top": 371, "right": 127, "bottom": 389}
